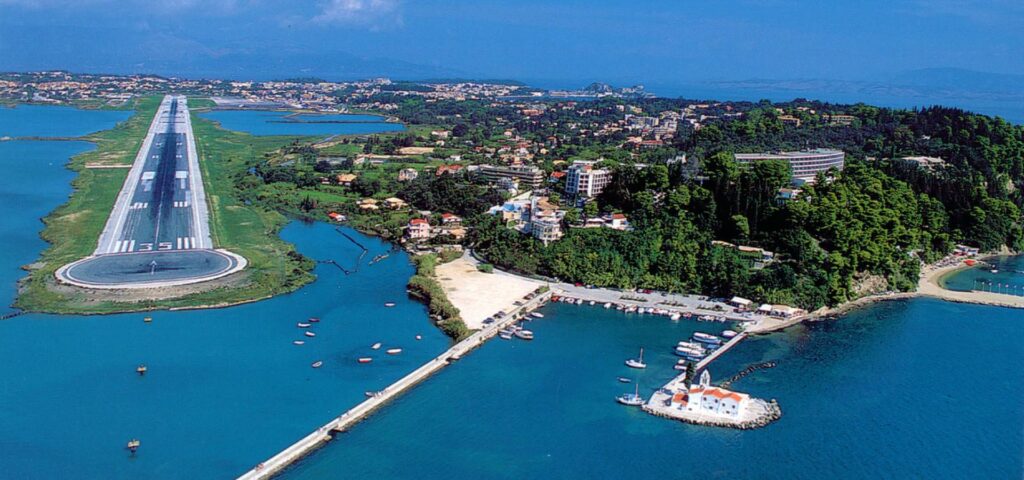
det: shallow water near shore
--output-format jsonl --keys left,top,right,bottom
{"left": 941, "top": 255, "right": 1024, "bottom": 295}
{"left": 283, "top": 297, "right": 1024, "bottom": 479}
{"left": 198, "top": 110, "right": 404, "bottom": 136}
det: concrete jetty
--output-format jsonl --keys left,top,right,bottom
{"left": 694, "top": 332, "right": 747, "bottom": 372}
{"left": 236, "top": 289, "right": 553, "bottom": 480}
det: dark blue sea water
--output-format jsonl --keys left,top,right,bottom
{"left": 942, "top": 255, "right": 1024, "bottom": 296}
{"left": 198, "top": 110, "right": 404, "bottom": 137}
{"left": 283, "top": 297, "right": 1024, "bottom": 479}
{"left": 0, "top": 105, "right": 447, "bottom": 479}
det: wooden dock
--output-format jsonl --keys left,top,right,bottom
{"left": 236, "top": 290, "right": 553, "bottom": 480}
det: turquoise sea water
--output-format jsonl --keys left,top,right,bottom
{"left": 0, "top": 104, "right": 132, "bottom": 138}
{"left": 198, "top": 110, "right": 404, "bottom": 137}
{"left": 284, "top": 297, "right": 1024, "bottom": 479}
{"left": 942, "top": 255, "right": 1024, "bottom": 296}
{"left": 0, "top": 105, "right": 447, "bottom": 479}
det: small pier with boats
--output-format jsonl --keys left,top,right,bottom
{"left": 641, "top": 331, "right": 782, "bottom": 429}
{"left": 236, "top": 288, "right": 553, "bottom": 480}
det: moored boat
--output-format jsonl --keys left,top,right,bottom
{"left": 297, "top": 322, "right": 311, "bottom": 328}
{"left": 311, "top": 360, "right": 323, "bottom": 368}
{"left": 386, "top": 348, "right": 402, "bottom": 355}
{"left": 530, "top": 312, "right": 544, "bottom": 318}
{"left": 617, "top": 377, "right": 632, "bottom": 383}
{"left": 692, "top": 332, "right": 722, "bottom": 344}
{"left": 309, "top": 317, "right": 320, "bottom": 323}
{"left": 372, "top": 342, "right": 382, "bottom": 350}
{"left": 616, "top": 383, "right": 644, "bottom": 406}
{"left": 293, "top": 340, "right": 305, "bottom": 345}
{"left": 305, "top": 331, "right": 316, "bottom": 337}
{"left": 722, "top": 329, "right": 738, "bottom": 338}
{"left": 514, "top": 329, "right": 534, "bottom": 340}
{"left": 499, "top": 331, "right": 513, "bottom": 340}
{"left": 384, "top": 302, "right": 396, "bottom": 307}
{"left": 358, "top": 357, "right": 372, "bottom": 363}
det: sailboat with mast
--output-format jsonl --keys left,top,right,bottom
{"left": 625, "top": 347, "right": 646, "bottom": 369}
{"left": 616, "top": 383, "right": 644, "bottom": 406}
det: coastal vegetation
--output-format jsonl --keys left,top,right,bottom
{"left": 407, "top": 253, "right": 469, "bottom": 340}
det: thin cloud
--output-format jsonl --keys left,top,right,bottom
{"left": 311, "top": 0, "right": 400, "bottom": 26}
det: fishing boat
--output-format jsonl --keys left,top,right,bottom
{"left": 126, "top": 439, "right": 141, "bottom": 453}
{"left": 515, "top": 329, "right": 534, "bottom": 340}
{"left": 499, "top": 331, "right": 513, "bottom": 340}
{"left": 677, "top": 341, "right": 705, "bottom": 350}
{"left": 589, "top": 301, "right": 595, "bottom": 306}
{"left": 670, "top": 313, "right": 681, "bottom": 320}
{"left": 415, "top": 335, "right": 422, "bottom": 340}
{"left": 604, "top": 302, "right": 612, "bottom": 309}
{"left": 358, "top": 357, "right": 372, "bottom": 363}
{"left": 293, "top": 340, "right": 305, "bottom": 345}
{"left": 384, "top": 302, "right": 396, "bottom": 307}
{"left": 305, "top": 331, "right": 316, "bottom": 337}
{"left": 309, "top": 317, "right": 320, "bottom": 323}
{"left": 386, "top": 348, "right": 402, "bottom": 355}
{"left": 617, "top": 377, "right": 632, "bottom": 383}
{"left": 371, "top": 342, "right": 382, "bottom": 350}
{"left": 297, "top": 322, "right": 311, "bottom": 328}
{"left": 530, "top": 312, "right": 545, "bottom": 318}
{"left": 625, "top": 347, "right": 647, "bottom": 369}
{"left": 991, "top": 269, "right": 999, "bottom": 274}
{"left": 311, "top": 361, "right": 323, "bottom": 368}
{"left": 692, "top": 332, "right": 722, "bottom": 345}
{"left": 136, "top": 365, "right": 147, "bottom": 375}
{"left": 722, "top": 329, "right": 738, "bottom": 338}
{"left": 143, "top": 316, "right": 152, "bottom": 323}
{"left": 616, "top": 384, "right": 644, "bottom": 406}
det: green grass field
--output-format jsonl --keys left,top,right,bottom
{"left": 15, "top": 96, "right": 316, "bottom": 314}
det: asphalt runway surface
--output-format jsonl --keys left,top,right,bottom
{"left": 61, "top": 250, "right": 240, "bottom": 287}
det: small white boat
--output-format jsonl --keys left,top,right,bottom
{"left": 670, "top": 313, "right": 681, "bottom": 320}
{"left": 499, "top": 331, "right": 513, "bottom": 340}
{"left": 991, "top": 269, "right": 999, "bottom": 274}
{"left": 311, "top": 361, "right": 323, "bottom": 368}
{"left": 530, "top": 312, "right": 544, "bottom": 318}
{"left": 604, "top": 302, "right": 612, "bottom": 309}
{"left": 415, "top": 335, "right": 422, "bottom": 340}
{"left": 589, "top": 301, "right": 595, "bottom": 306}
{"left": 305, "top": 331, "right": 316, "bottom": 337}
{"left": 617, "top": 377, "right": 632, "bottom": 383}
{"left": 616, "top": 384, "right": 644, "bottom": 406}
{"left": 722, "top": 329, "right": 738, "bottom": 338}
{"left": 358, "top": 357, "right": 372, "bottom": 364}
{"left": 386, "top": 348, "right": 402, "bottom": 355}
{"left": 372, "top": 342, "right": 382, "bottom": 350}
{"left": 297, "top": 323, "right": 311, "bottom": 328}
{"left": 692, "top": 332, "right": 722, "bottom": 344}
{"left": 514, "top": 329, "right": 534, "bottom": 340}
{"left": 293, "top": 340, "right": 305, "bottom": 345}
{"left": 625, "top": 347, "right": 646, "bottom": 369}
{"left": 308, "top": 317, "right": 320, "bottom": 323}
{"left": 384, "top": 302, "right": 396, "bottom": 307}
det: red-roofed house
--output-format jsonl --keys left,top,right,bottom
{"left": 406, "top": 218, "right": 432, "bottom": 240}
{"left": 435, "top": 164, "right": 464, "bottom": 176}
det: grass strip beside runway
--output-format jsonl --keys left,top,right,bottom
{"left": 15, "top": 96, "right": 315, "bottom": 314}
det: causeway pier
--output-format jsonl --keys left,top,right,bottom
{"left": 236, "top": 289, "right": 553, "bottom": 479}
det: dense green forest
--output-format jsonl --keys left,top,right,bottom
{"left": 468, "top": 106, "right": 1023, "bottom": 310}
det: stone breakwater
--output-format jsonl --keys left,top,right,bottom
{"left": 720, "top": 361, "right": 777, "bottom": 388}
{"left": 642, "top": 398, "right": 782, "bottom": 430}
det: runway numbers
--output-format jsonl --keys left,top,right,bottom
{"left": 139, "top": 243, "right": 153, "bottom": 252}
{"left": 158, "top": 242, "right": 172, "bottom": 251}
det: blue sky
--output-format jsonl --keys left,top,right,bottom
{"left": 1, "top": 0, "right": 1022, "bottom": 84}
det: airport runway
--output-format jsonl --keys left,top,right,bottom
{"left": 57, "top": 95, "right": 244, "bottom": 289}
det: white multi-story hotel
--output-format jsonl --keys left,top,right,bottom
{"left": 565, "top": 160, "right": 613, "bottom": 198}
{"left": 734, "top": 148, "right": 845, "bottom": 184}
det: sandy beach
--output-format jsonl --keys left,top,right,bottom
{"left": 917, "top": 261, "right": 1024, "bottom": 309}
{"left": 434, "top": 254, "right": 543, "bottom": 329}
